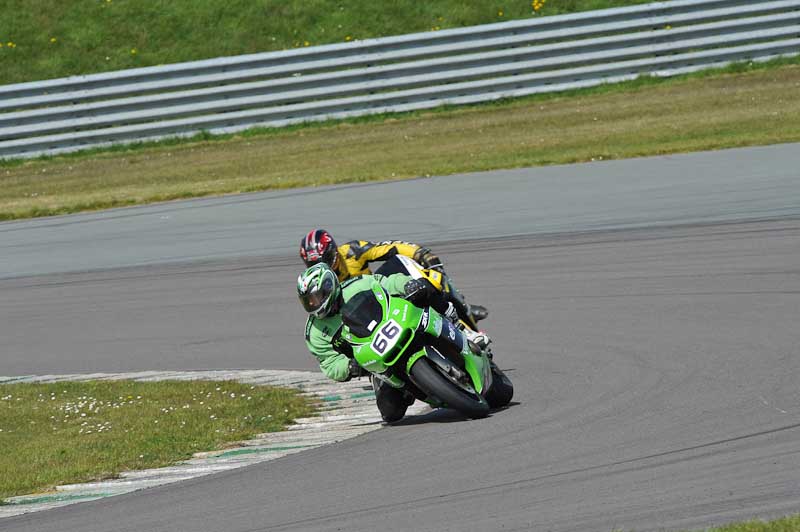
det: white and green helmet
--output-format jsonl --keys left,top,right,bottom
{"left": 297, "top": 263, "right": 341, "bottom": 318}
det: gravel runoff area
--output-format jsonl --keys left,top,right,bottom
{"left": 0, "top": 370, "right": 428, "bottom": 519}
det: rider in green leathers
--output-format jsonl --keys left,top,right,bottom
{"left": 297, "top": 263, "right": 482, "bottom": 422}
{"left": 301, "top": 265, "right": 411, "bottom": 381}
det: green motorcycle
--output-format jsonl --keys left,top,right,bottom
{"left": 341, "top": 276, "right": 513, "bottom": 419}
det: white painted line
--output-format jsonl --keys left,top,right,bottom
{"left": 0, "top": 370, "right": 430, "bottom": 519}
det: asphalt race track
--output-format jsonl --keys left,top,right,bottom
{"left": 1, "top": 144, "right": 799, "bottom": 531}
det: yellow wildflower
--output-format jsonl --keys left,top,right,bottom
{"left": 498, "top": 10, "right": 504, "bottom": 16}
{"left": 304, "top": 41, "right": 310, "bottom": 46}
{"left": 345, "top": 35, "right": 352, "bottom": 41}
{"left": 50, "top": 37, "right": 57, "bottom": 43}
{"left": 130, "top": 48, "right": 137, "bottom": 55}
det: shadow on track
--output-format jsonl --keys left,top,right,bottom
{"left": 387, "top": 401, "right": 519, "bottom": 426}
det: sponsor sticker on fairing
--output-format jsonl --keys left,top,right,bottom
{"left": 431, "top": 314, "right": 443, "bottom": 335}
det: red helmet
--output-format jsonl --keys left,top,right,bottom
{"left": 300, "top": 229, "right": 339, "bottom": 269}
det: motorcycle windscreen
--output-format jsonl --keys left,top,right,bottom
{"left": 342, "top": 290, "right": 384, "bottom": 340}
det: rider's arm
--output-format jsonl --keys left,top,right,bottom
{"left": 350, "top": 240, "right": 420, "bottom": 263}
{"left": 375, "top": 272, "right": 414, "bottom": 296}
{"left": 305, "top": 319, "right": 352, "bottom": 382}
{"left": 403, "top": 277, "right": 457, "bottom": 321}
{"left": 348, "top": 240, "right": 443, "bottom": 272}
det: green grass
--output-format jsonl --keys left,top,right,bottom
{"left": 0, "top": 0, "right": 653, "bottom": 85}
{"left": 0, "top": 380, "right": 315, "bottom": 500}
{"left": 697, "top": 515, "right": 800, "bottom": 532}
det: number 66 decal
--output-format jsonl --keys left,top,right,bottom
{"left": 371, "top": 320, "right": 401, "bottom": 356}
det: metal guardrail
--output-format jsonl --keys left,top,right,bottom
{"left": 1, "top": 0, "right": 798, "bottom": 159}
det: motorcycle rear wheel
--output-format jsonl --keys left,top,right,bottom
{"left": 410, "top": 358, "right": 490, "bottom": 419}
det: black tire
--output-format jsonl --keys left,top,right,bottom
{"left": 409, "top": 358, "right": 490, "bottom": 419}
{"left": 486, "top": 365, "right": 514, "bottom": 408}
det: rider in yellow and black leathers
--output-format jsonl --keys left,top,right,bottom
{"left": 299, "top": 229, "right": 442, "bottom": 281}
{"left": 299, "top": 228, "right": 489, "bottom": 324}
{"left": 338, "top": 239, "right": 438, "bottom": 280}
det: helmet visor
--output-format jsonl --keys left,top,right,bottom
{"left": 300, "top": 276, "right": 335, "bottom": 315}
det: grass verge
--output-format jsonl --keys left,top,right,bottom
{"left": 0, "top": 0, "right": 652, "bottom": 85}
{"left": 698, "top": 515, "right": 800, "bottom": 532}
{"left": 1, "top": 61, "right": 799, "bottom": 221}
{"left": 0, "top": 380, "right": 315, "bottom": 500}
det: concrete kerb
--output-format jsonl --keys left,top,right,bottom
{"left": 0, "top": 370, "right": 431, "bottom": 519}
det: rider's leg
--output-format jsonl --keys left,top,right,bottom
{"left": 373, "top": 255, "right": 407, "bottom": 276}
{"left": 382, "top": 255, "right": 489, "bottom": 324}
{"left": 427, "top": 315, "right": 486, "bottom": 362}
{"left": 427, "top": 298, "right": 492, "bottom": 353}
{"left": 372, "top": 376, "right": 413, "bottom": 423}
{"left": 443, "top": 278, "right": 489, "bottom": 325}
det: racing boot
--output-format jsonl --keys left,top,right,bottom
{"left": 371, "top": 376, "right": 414, "bottom": 423}
{"left": 462, "top": 327, "right": 491, "bottom": 351}
{"left": 459, "top": 325, "right": 492, "bottom": 358}
{"left": 469, "top": 304, "right": 489, "bottom": 322}
{"left": 469, "top": 335, "right": 493, "bottom": 360}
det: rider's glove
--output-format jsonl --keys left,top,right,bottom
{"left": 413, "top": 247, "right": 445, "bottom": 273}
{"left": 405, "top": 278, "right": 459, "bottom": 322}
{"left": 404, "top": 278, "right": 433, "bottom": 306}
{"left": 347, "top": 359, "right": 368, "bottom": 379}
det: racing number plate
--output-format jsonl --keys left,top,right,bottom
{"left": 371, "top": 319, "right": 401, "bottom": 357}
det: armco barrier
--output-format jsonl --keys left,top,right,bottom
{"left": 1, "top": 0, "right": 798, "bottom": 159}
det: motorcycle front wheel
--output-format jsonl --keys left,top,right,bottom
{"left": 410, "top": 358, "right": 490, "bottom": 419}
